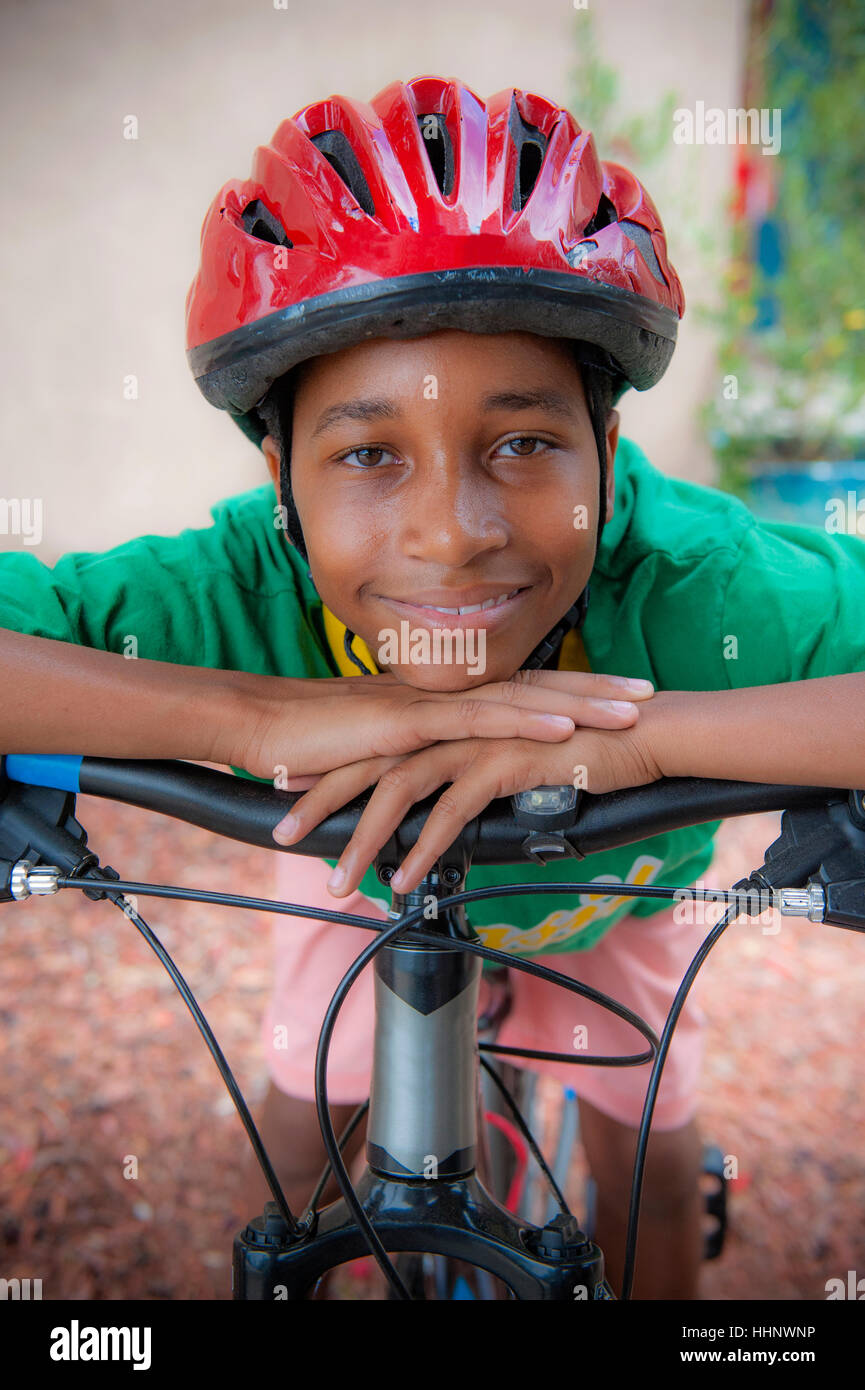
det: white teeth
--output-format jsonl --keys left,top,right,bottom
{"left": 422, "top": 589, "right": 520, "bottom": 615}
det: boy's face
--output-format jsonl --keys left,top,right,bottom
{"left": 262, "top": 329, "right": 618, "bottom": 690}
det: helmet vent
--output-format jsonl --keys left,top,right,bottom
{"left": 240, "top": 199, "right": 293, "bottom": 248}
{"left": 567, "top": 238, "right": 597, "bottom": 269}
{"left": 583, "top": 193, "right": 618, "bottom": 237}
{"left": 417, "top": 113, "right": 455, "bottom": 197}
{"left": 619, "top": 219, "right": 667, "bottom": 283}
{"left": 310, "top": 130, "right": 376, "bottom": 217}
{"left": 508, "top": 99, "right": 549, "bottom": 211}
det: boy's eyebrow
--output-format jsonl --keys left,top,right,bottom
{"left": 311, "top": 397, "right": 399, "bottom": 438}
{"left": 311, "top": 388, "right": 577, "bottom": 438}
{"left": 480, "top": 388, "right": 576, "bottom": 419}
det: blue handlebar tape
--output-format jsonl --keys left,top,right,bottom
{"left": 5, "top": 754, "right": 82, "bottom": 792}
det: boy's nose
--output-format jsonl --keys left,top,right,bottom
{"left": 399, "top": 468, "right": 509, "bottom": 565}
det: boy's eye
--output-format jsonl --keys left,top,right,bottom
{"left": 339, "top": 446, "right": 397, "bottom": 468}
{"left": 498, "top": 436, "right": 548, "bottom": 458}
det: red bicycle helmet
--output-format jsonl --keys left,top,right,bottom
{"left": 186, "top": 75, "right": 684, "bottom": 442}
{"left": 185, "top": 76, "right": 685, "bottom": 669}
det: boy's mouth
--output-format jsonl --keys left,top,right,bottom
{"left": 374, "top": 585, "right": 531, "bottom": 629}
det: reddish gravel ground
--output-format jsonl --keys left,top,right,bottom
{"left": 1, "top": 792, "right": 863, "bottom": 1301}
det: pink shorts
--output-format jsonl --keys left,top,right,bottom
{"left": 263, "top": 853, "right": 709, "bottom": 1131}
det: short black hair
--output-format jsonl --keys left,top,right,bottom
{"left": 257, "top": 344, "right": 619, "bottom": 560}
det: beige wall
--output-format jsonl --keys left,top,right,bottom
{"left": 0, "top": 0, "right": 748, "bottom": 560}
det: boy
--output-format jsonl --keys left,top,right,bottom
{"left": 3, "top": 77, "right": 865, "bottom": 1300}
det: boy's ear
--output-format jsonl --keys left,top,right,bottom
{"left": 604, "top": 409, "right": 619, "bottom": 524}
{"left": 261, "top": 434, "right": 280, "bottom": 490}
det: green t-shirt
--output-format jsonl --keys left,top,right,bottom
{"left": 2, "top": 436, "right": 864, "bottom": 956}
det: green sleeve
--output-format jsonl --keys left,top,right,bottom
{"left": 0, "top": 536, "right": 204, "bottom": 662}
{"left": 721, "top": 519, "right": 865, "bottom": 685}
{"left": 0, "top": 493, "right": 324, "bottom": 788}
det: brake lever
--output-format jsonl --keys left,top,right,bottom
{"left": 812, "top": 791, "right": 865, "bottom": 932}
{"left": 739, "top": 790, "right": 865, "bottom": 932}
{"left": 0, "top": 758, "right": 105, "bottom": 902}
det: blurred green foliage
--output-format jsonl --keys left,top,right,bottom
{"left": 704, "top": 0, "right": 865, "bottom": 492}
{"left": 566, "top": 12, "right": 678, "bottom": 177}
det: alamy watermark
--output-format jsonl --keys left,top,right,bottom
{"left": 49, "top": 1321, "right": 151, "bottom": 1370}
{"left": 377, "top": 621, "right": 486, "bottom": 676}
{"left": 673, "top": 102, "right": 781, "bottom": 156}
{"left": 0, "top": 497, "right": 43, "bottom": 546}
{"left": 673, "top": 881, "right": 779, "bottom": 933}
{"left": 825, "top": 1270, "right": 865, "bottom": 1299}
{"left": 825, "top": 492, "right": 865, "bottom": 537}
{"left": 0, "top": 1277, "right": 42, "bottom": 1299}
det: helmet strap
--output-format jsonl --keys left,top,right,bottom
{"left": 343, "top": 627, "right": 377, "bottom": 675}
{"left": 520, "top": 366, "right": 609, "bottom": 671}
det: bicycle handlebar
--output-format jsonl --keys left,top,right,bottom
{"left": 3, "top": 751, "right": 865, "bottom": 1304}
{"left": 1, "top": 753, "right": 851, "bottom": 867}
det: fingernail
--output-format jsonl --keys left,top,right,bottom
{"left": 614, "top": 677, "right": 654, "bottom": 693}
{"left": 542, "top": 715, "right": 576, "bottom": 729}
{"left": 327, "top": 867, "right": 346, "bottom": 893}
{"left": 273, "top": 814, "right": 297, "bottom": 843}
{"left": 390, "top": 869, "right": 404, "bottom": 890}
{"left": 604, "top": 700, "right": 637, "bottom": 713}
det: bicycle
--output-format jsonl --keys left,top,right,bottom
{"left": 2, "top": 753, "right": 863, "bottom": 1300}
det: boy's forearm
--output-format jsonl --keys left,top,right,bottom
{"left": 0, "top": 628, "right": 273, "bottom": 765}
{"left": 643, "top": 675, "right": 865, "bottom": 788}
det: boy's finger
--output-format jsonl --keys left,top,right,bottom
{"left": 272, "top": 756, "right": 400, "bottom": 845}
{"left": 390, "top": 700, "right": 575, "bottom": 750}
{"left": 389, "top": 758, "right": 535, "bottom": 893}
{"left": 325, "top": 745, "right": 466, "bottom": 897}
{"left": 507, "top": 669, "right": 654, "bottom": 699}
{"left": 476, "top": 692, "right": 640, "bottom": 728}
{"left": 396, "top": 693, "right": 637, "bottom": 741}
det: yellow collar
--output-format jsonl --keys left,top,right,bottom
{"left": 322, "top": 605, "right": 379, "bottom": 675}
{"left": 321, "top": 605, "right": 591, "bottom": 676}
{"left": 558, "top": 625, "right": 592, "bottom": 673}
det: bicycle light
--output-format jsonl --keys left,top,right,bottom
{"left": 512, "top": 785, "right": 580, "bottom": 831}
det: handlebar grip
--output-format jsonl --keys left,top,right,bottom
{"left": 5, "top": 754, "right": 82, "bottom": 791}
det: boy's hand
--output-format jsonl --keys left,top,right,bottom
{"left": 271, "top": 709, "right": 661, "bottom": 897}
{"left": 231, "top": 669, "right": 654, "bottom": 784}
